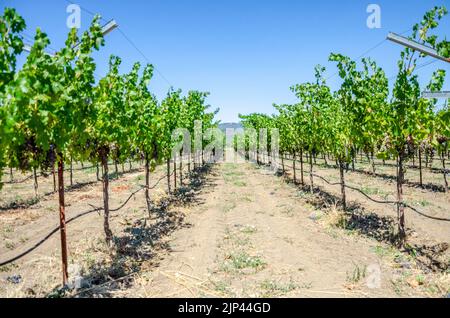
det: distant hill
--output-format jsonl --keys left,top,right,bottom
{"left": 218, "top": 122, "right": 243, "bottom": 132}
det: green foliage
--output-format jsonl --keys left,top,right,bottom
{"left": 240, "top": 5, "right": 449, "bottom": 240}
{"left": 0, "top": 7, "right": 218, "bottom": 203}
{"left": 4, "top": 15, "right": 104, "bottom": 177}
{"left": 382, "top": 6, "right": 448, "bottom": 161}
{"left": 0, "top": 7, "right": 26, "bottom": 187}
{"left": 0, "top": 7, "right": 25, "bottom": 86}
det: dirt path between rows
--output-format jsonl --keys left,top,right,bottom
{"left": 1, "top": 162, "right": 448, "bottom": 297}
{"left": 121, "top": 163, "right": 448, "bottom": 298}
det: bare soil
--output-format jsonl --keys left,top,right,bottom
{"left": 280, "top": 156, "right": 450, "bottom": 255}
{"left": 0, "top": 161, "right": 448, "bottom": 298}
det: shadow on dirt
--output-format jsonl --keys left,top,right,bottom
{"left": 68, "top": 164, "right": 217, "bottom": 298}
{"left": 275, "top": 166, "right": 449, "bottom": 273}
{"left": 0, "top": 168, "right": 144, "bottom": 212}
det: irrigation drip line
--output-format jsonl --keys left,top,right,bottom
{"left": 111, "top": 186, "right": 146, "bottom": 213}
{"left": 2, "top": 173, "right": 37, "bottom": 185}
{"left": 0, "top": 207, "right": 101, "bottom": 267}
{"left": 276, "top": 159, "right": 450, "bottom": 222}
{"left": 0, "top": 166, "right": 187, "bottom": 267}
{"left": 403, "top": 204, "right": 450, "bottom": 222}
{"left": 310, "top": 173, "right": 398, "bottom": 205}
{"left": 0, "top": 157, "right": 201, "bottom": 267}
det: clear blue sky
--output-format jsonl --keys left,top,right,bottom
{"left": 2, "top": 0, "right": 450, "bottom": 122}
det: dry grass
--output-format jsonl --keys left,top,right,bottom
{"left": 316, "top": 205, "right": 450, "bottom": 298}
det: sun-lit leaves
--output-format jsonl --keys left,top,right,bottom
{"left": 0, "top": 8, "right": 26, "bottom": 186}
{"left": 241, "top": 6, "right": 448, "bottom": 242}
{"left": 0, "top": 7, "right": 25, "bottom": 86}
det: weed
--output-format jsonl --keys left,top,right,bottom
{"left": 5, "top": 241, "right": 16, "bottom": 250}
{"left": 361, "top": 186, "right": 386, "bottom": 196}
{"left": 372, "top": 245, "right": 393, "bottom": 258}
{"left": 405, "top": 199, "right": 431, "bottom": 207}
{"left": 260, "top": 279, "right": 297, "bottom": 296}
{"left": 4, "top": 226, "right": 13, "bottom": 234}
{"left": 222, "top": 202, "right": 236, "bottom": 213}
{"left": 0, "top": 263, "right": 18, "bottom": 273}
{"left": 240, "top": 196, "right": 253, "bottom": 202}
{"left": 346, "top": 263, "right": 367, "bottom": 283}
{"left": 135, "top": 175, "right": 144, "bottom": 182}
{"left": 391, "top": 279, "right": 403, "bottom": 296}
{"left": 222, "top": 252, "right": 267, "bottom": 272}
{"left": 233, "top": 180, "right": 247, "bottom": 187}
{"left": 223, "top": 170, "right": 244, "bottom": 177}
{"left": 323, "top": 209, "right": 348, "bottom": 229}
{"left": 212, "top": 280, "right": 232, "bottom": 295}
{"left": 415, "top": 274, "right": 425, "bottom": 286}
{"left": 240, "top": 226, "right": 257, "bottom": 235}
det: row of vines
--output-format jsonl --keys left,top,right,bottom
{"left": 0, "top": 9, "right": 218, "bottom": 283}
{"left": 239, "top": 6, "right": 450, "bottom": 244}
